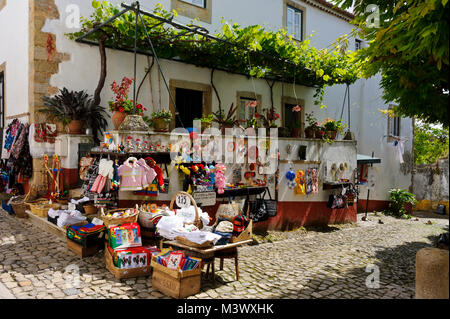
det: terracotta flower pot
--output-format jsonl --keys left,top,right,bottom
{"left": 153, "top": 118, "right": 170, "bottom": 132}
{"left": 326, "top": 130, "right": 338, "bottom": 140}
{"left": 291, "top": 127, "right": 301, "bottom": 138}
{"left": 67, "top": 120, "right": 83, "bottom": 134}
{"left": 305, "top": 127, "right": 315, "bottom": 138}
{"left": 112, "top": 111, "right": 127, "bottom": 130}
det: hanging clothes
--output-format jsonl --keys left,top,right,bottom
{"left": 90, "top": 158, "right": 114, "bottom": 194}
{"left": 118, "top": 157, "right": 148, "bottom": 191}
{"left": 145, "top": 157, "right": 165, "bottom": 191}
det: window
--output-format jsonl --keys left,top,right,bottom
{"left": 238, "top": 97, "right": 257, "bottom": 122}
{"left": 236, "top": 92, "right": 262, "bottom": 125}
{"left": 180, "top": 0, "right": 206, "bottom": 8}
{"left": 171, "top": 0, "right": 211, "bottom": 23}
{"left": 355, "top": 39, "right": 362, "bottom": 51}
{"left": 388, "top": 106, "right": 401, "bottom": 137}
{"left": 286, "top": 5, "right": 303, "bottom": 41}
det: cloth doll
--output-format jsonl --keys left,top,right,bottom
{"left": 311, "top": 168, "right": 319, "bottom": 193}
{"left": 215, "top": 163, "right": 226, "bottom": 194}
{"left": 294, "top": 170, "right": 306, "bottom": 195}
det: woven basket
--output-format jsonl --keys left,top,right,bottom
{"left": 175, "top": 235, "right": 214, "bottom": 248}
{"left": 169, "top": 191, "right": 203, "bottom": 229}
{"left": 100, "top": 206, "right": 139, "bottom": 228}
{"left": 138, "top": 210, "right": 157, "bottom": 229}
{"left": 83, "top": 204, "right": 98, "bottom": 215}
{"left": 170, "top": 192, "right": 211, "bottom": 248}
{"left": 28, "top": 200, "right": 61, "bottom": 218}
{"left": 10, "top": 193, "right": 31, "bottom": 218}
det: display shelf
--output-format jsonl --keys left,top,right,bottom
{"left": 216, "top": 186, "right": 267, "bottom": 198}
{"left": 279, "top": 160, "right": 321, "bottom": 164}
{"left": 88, "top": 151, "right": 172, "bottom": 164}
{"left": 322, "top": 182, "right": 352, "bottom": 190}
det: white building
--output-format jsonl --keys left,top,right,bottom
{"left": 0, "top": 0, "right": 414, "bottom": 228}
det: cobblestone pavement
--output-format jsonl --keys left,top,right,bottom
{"left": 0, "top": 209, "right": 447, "bottom": 299}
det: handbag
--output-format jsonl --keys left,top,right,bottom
{"left": 245, "top": 192, "right": 269, "bottom": 223}
{"left": 259, "top": 188, "right": 277, "bottom": 217}
{"left": 215, "top": 198, "right": 241, "bottom": 223}
{"left": 344, "top": 184, "right": 357, "bottom": 206}
{"left": 327, "top": 194, "right": 347, "bottom": 209}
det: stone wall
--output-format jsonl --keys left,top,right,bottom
{"left": 413, "top": 158, "right": 449, "bottom": 214}
{"left": 28, "top": 0, "right": 70, "bottom": 194}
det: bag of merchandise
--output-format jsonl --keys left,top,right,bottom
{"left": 108, "top": 223, "right": 142, "bottom": 250}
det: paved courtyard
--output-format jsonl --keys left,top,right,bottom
{"left": 0, "top": 209, "right": 448, "bottom": 299}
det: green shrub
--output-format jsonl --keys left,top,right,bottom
{"left": 386, "top": 189, "right": 417, "bottom": 218}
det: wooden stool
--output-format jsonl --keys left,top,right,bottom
{"left": 214, "top": 247, "right": 239, "bottom": 280}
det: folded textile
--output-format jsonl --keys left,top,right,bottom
{"left": 213, "top": 231, "right": 232, "bottom": 245}
{"left": 71, "top": 197, "right": 90, "bottom": 205}
{"left": 57, "top": 210, "right": 86, "bottom": 228}
{"left": 48, "top": 208, "right": 62, "bottom": 218}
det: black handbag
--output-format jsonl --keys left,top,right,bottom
{"left": 245, "top": 194, "right": 268, "bottom": 223}
{"left": 257, "top": 188, "right": 277, "bottom": 217}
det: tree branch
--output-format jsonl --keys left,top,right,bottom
{"left": 211, "top": 68, "right": 222, "bottom": 113}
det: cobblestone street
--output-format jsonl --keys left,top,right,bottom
{"left": 0, "top": 209, "right": 448, "bottom": 299}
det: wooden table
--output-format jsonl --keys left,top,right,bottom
{"left": 162, "top": 239, "right": 253, "bottom": 282}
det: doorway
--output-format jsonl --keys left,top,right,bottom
{"left": 175, "top": 88, "right": 203, "bottom": 128}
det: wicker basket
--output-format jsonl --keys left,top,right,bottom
{"left": 100, "top": 206, "right": 139, "bottom": 228}
{"left": 83, "top": 204, "right": 98, "bottom": 215}
{"left": 175, "top": 235, "right": 214, "bottom": 248}
{"left": 10, "top": 193, "right": 31, "bottom": 218}
{"left": 170, "top": 191, "right": 212, "bottom": 248}
{"left": 169, "top": 191, "right": 203, "bottom": 229}
{"left": 28, "top": 200, "right": 61, "bottom": 218}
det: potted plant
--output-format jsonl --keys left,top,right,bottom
{"left": 40, "top": 88, "right": 109, "bottom": 138}
{"left": 323, "top": 118, "right": 345, "bottom": 140}
{"left": 151, "top": 109, "right": 172, "bottom": 132}
{"left": 256, "top": 108, "right": 281, "bottom": 132}
{"left": 213, "top": 103, "right": 239, "bottom": 134}
{"left": 305, "top": 112, "right": 320, "bottom": 138}
{"left": 195, "top": 114, "right": 214, "bottom": 131}
{"left": 108, "top": 77, "right": 146, "bottom": 129}
{"left": 246, "top": 118, "right": 260, "bottom": 129}
{"left": 291, "top": 120, "right": 302, "bottom": 138}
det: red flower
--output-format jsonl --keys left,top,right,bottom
{"left": 320, "top": 131, "right": 325, "bottom": 135}
{"left": 255, "top": 113, "right": 259, "bottom": 118}
{"left": 119, "top": 107, "right": 125, "bottom": 113}
{"left": 137, "top": 104, "right": 143, "bottom": 109}
{"left": 144, "top": 107, "right": 147, "bottom": 111}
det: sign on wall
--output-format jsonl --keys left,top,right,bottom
{"left": 193, "top": 191, "right": 216, "bottom": 207}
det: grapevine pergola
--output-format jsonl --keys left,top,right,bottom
{"left": 71, "top": 1, "right": 360, "bottom": 127}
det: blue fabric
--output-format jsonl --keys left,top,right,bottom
{"left": 213, "top": 231, "right": 232, "bottom": 245}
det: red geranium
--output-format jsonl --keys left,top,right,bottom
{"left": 119, "top": 107, "right": 125, "bottom": 113}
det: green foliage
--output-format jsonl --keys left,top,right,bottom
{"left": 322, "top": 118, "right": 345, "bottom": 132}
{"left": 195, "top": 114, "right": 214, "bottom": 123}
{"left": 414, "top": 122, "right": 449, "bottom": 164}
{"left": 212, "top": 103, "right": 239, "bottom": 127}
{"left": 151, "top": 109, "right": 173, "bottom": 123}
{"left": 68, "top": 1, "right": 361, "bottom": 107}
{"left": 331, "top": 0, "right": 449, "bottom": 127}
{"left": 40, "top": 88, "right": 109, "bottom": 128}
{"left": 386, "top": 189, "right": 417, "bottom": 218}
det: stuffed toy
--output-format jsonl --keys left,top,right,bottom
{"left": 215, "top": 163, "right": 226, "bottom": 194}
{"left": 285, "top": 169, "right": 296, "bottom": 189}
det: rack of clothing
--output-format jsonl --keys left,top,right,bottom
{"left": 80, "top": 151, "right": 170, "bottom": 202}
{"left": 1, "top": 119, "right": 33, "bottom": 194}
